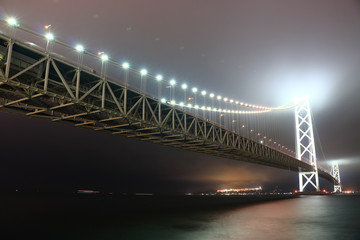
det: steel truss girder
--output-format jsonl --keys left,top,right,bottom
{"left": 0, "top": 34, "right": 337, "bottom": 183}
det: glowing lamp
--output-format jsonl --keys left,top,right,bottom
{"left": 45, "top": 33, "right": 54, "bottom": 41}
{"left": 100, "top": 54, "right": 109, "bottom": 61}
{"left": 122, "top": 62, "right": 130, "bottom": 69}
{"left": 155, "top": 75, "right": 163, "bottom": 81}
{"left": 140, "top": 69, "right": 147, "bottom": 76}
{"left": 75, "top": 44, "right": 84, "bottom": 52}
{"left": 6, "top": 17, "right": 18, "bottom": 27}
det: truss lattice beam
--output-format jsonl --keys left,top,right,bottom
{"left": 0, "top": 34, "right": 338, "bottom": 184}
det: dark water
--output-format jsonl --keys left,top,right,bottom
{"left": 1, "top": 194, "right": 359, "bottom": 239}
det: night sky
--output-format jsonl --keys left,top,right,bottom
{"left": 0, "top": 0, "right": 359, "bottom": 193}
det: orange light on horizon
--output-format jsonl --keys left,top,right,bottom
{"left": 217, "top": 187, "right": 262, "bottom": 193}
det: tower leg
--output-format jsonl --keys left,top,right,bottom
{"left": 295, "top": 98, "right": 320, "bottom": 192}
{"left": 331, "top": 161, "right": 342, "bottom": 193}
{"left": 299, "top": 172, "right": 304, "bottom": 192}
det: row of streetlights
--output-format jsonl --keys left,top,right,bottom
{"left": 4, "top": 16, "right": 279, "bottom": 114}
{"left": 4, "top": 16, "right": 296, "bottom": 156}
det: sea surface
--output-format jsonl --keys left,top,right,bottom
{"left": 1, "top": 194, "right": 359, "bottom": 239}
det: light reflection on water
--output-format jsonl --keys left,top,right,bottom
{"left": 105, "top": 196, "right": 360, "bottom": 240}
{"left": 3, "top": 195, "right": 359, "bottom": 239}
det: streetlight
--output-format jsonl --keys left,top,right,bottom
{"left": 122, "top": 62, "right": 130, "bottom": 86}
{"left": 6, "top": 17, "right": 19, "bottom": 27}
{"left": 191, "top": 88, "right": 198, "bottom": 114}
{"left": 181, "top": 83, "right": 187, "bottom": 106}
{"left": 229, "top": 99, "right": 235, "bottom": 131}
{"left": 74, "top": 44, "right": 85, "bottom": 69}
{"left": 169, "top": 79, "right": 176, "bottom": 100}
{"left": 43, "top": 24, "right": 53, "bottom": 52}
{"left": 122, "top": 62, "right": 130, "bottom": 69}
{"left": 100, "top": 54, "right": 109, "bottom": 61}
{"left": 140, "top": 68, "right": 147, "bottom": 76}
{"left": 223, "top": 98, "right": 229, "bottom": 129}
{"left": 209, "top": 93, "right": 215, "bottom": 122}
{"left": 156, "top": 75, "right": 163, "bottom": 81}
{"left": 140, "top": 68, "right": 147, "bottom": 93}
{"left": 201, "top": 90, "right": 206, "bottom": 118}
{"left": 5, "top": 17, "right": 19, "bottom": 39}
{"left": 216, "top": 96, "right": 222, "bottom": 124}
{"left": 75, "top": 44, "right": 84, "bottom": 53}
{"left": 45, "top": 32, "right": 54, "bottom": 41}
{"left": 44, "top": 32, "right": 54, "bottom": 52}
{"left": 219, "top": 113, "right": 224, "bottom": 127}
{"left": 156, "top": 74, "right": 163, "bottom": 98}
{"left": 97, "top": 53, "right": 109, "bottom": 77}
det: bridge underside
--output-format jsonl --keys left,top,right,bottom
{"left": 0, "top": 33, "right": 336, "bottom": 184}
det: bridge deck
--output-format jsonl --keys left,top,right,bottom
{"left": 0, "top": 33, "right": 335, "bottom": 184}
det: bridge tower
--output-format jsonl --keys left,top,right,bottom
{"left": 295, "top": 98, "right": 320, "bottom": 192}
{"left": 331, "top": 162, "right": 342, "bottom": 192}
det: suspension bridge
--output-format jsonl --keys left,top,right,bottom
{"left": 0, "top": 17, "right": 342, "bottom": 192}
